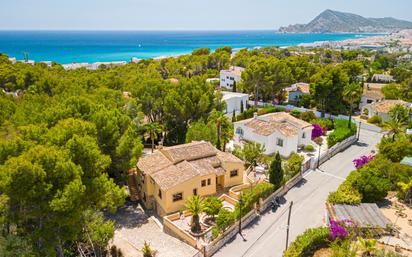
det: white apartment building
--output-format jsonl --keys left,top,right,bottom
{"left": 220, "top": 66, "right": 244, "bottom": 90}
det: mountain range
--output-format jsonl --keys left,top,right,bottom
{"left": 279, "top": 9, "right": 412, "bottom": 33}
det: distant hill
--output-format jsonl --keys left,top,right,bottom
{"left": 279, "top": 9, "right": 412, "bottom": 33}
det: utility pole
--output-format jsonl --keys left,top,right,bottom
{"left": 285, "top": 201, "right": 294, "bottom": 251}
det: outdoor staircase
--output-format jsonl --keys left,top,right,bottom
{"left": 128, "top": 171, "right": 140, "bottom": 201}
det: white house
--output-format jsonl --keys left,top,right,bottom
{"left": 284, "top": 83, "right": 310, "bottom": 104}
{"left": 359, "top": 83, "right": 385, "bottom": 109}
{"left": 362, "top": 100, "right": 412, "bottom": 121}
{"left": 221, "top": 91, "right": 249, "bottom": 115}
{"left": 233, "top": 112, "right": 313, "bottom": 157}
{"left": 371, "top": 74, "right": 394, "bottom": 83}
{"left": 220, "top": 66, "right": 244, "bottom": 90}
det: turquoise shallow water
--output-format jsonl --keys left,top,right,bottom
{"left": 0, "top": 31, "right": 373, "bottom": 64}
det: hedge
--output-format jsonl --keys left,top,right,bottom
{"left": 327, "top": 119, "right": 357, "bottom": 147}
{"left": 310, "top": 118, "right": 334, "bottom": 130}
{"left": 234, "top": 182, "right": 274, "bottom": 218}
{"left": 283, "top": 227, "right": 330, "bottom": 257}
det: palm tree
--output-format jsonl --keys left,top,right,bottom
{"left": 208, "top": 110, "right": 229, "bottom": 150}
{"left": 144, "top": 122, "right": 163, "bottom": 153}
{"left": 185, "top": 195, "right": 204, "bottom": 233}
{"left": 342, "top": 82, "right": 362, "bottom": 129}
{"left": 358, "top": 237, "right": 377, "bottom": 256}
{"left": 383, "top": 118, "right": 406, "bottom": 141}
{"left": 141, "top": 241, "right": 157, "bottom": 257}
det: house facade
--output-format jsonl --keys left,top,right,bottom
{"left": 221, "top": 91, "right": 249, "bottom": 115}
{"left": 284, "top": 83, "right": 310, "bottom": 104}
{"left": 359, "top": 83, "right": 385, "bottom": 109}
{"left": 362, "top": 99, "right": 412, "bottom": 121}
{"left": 219, "top": 66, "right": 244, "bottom": 90}
{"left": 233, "top": 112, "right": 313, "bottom": 157}
{"left": 135, "top": 141, "right": 245, "bottom": 216}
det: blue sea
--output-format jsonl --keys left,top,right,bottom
{"left": 0, "top": 31, "right": 373, "bottom": 64}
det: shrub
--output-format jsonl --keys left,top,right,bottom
{"left": 378, "top": 137, "right": 412, "bottom": 162}
{"left": 328, "top": 172, "right": 362, "bottom": 204}
{"left": 313, "top": 137, "right": 323, "bottom": 145}
{"left": 203, "top": 196, "right": 223, "bottom": 219}
{"left": 283, "top": 227, "right": 329, "bottom": 257}
{"left": 216, "top": 208, "right": 235, "bottom": 232}
{"left": 257, "top": 106, "right": 286, "bottom": 116}
{"left": 304, "top": 144, "right": 315, "bottom": 152}
{"left": 301, "top": 111, "right": 316, "bottom": 122}
{"left": 353, "top": 155, "right": 375, "bottom": 169}
{"left": 284, "top": 153, "right": 304, "bottom": 181}
{"left": 367, "top": 115, "right": 383, "bottom": 125}
{"left": 290, "top": 109, "right": 302, "bottom": 118}
{"left": 311, "top": 118, "right": 334, "bottom": 130}
{"left": 329, "top": 220, "right": 349, "bottom": 240}
{"left": 327, "top": 127, "right": 354, "bottom": 147}
{"left": 236, "top": 107, "right": 257, "bottom": 121}
{"left": 211, "top": 226, "right": 220, "bottom": 240}
{"left": 235, "top": 182, "right": 274, "bottom": 218}
{"left": 311, "top": 124, "right": 325, "bottom": 139}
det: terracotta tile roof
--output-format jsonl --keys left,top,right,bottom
{"left": 216, "top": 151, "right": 244, "bottom": 164}
{"left": 236, "top": 112, "right": 311, "bottom": 137}
{"left": 136, "top": 141, "right": 244, "bottom": 190}
{"left": 368, "top": 100, "right": 409, "bottom": 114}
{"left": 362, "top": 89, "right": 384, "bottom": 100}
{"left": 151, "top": 161, "right": 199, "bottom": 190}
{"left": 160, "top": 141, "right": 217, "bottom": 163}
{"left": 285, "top": 83, "right": 310, "bottom": 94}
{"left": 136, "top": 152, "right": 172, "bottom": 175}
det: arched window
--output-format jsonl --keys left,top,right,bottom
{"left": 236, "top": 127, "right": 244, "bottom": 136}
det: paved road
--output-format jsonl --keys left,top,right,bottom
{"left": 213, "top": 129, "right": 382, "bottom": 257}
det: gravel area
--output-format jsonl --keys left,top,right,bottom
{"left": 109, "top": 202, "right": 198, "bottom": 257}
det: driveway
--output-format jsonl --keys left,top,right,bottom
{"left": 109, "top": 202, "right": 198, "bottom": 257}
{"left": 213, "top": 129, "right": 382, "bottom": 257}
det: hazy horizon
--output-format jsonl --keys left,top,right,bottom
{"left": 1, "top": 0, "right": 411, "bottom": 30}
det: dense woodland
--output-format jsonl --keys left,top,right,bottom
{"left": 0, "top": 46, "right": 411, "bottom": 256}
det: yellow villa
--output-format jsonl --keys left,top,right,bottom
{"left": 134, "top": 141, "right": 245, "bottom": 216}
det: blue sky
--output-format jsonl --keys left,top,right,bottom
{"left": 1, "top": 0, "right": 411, "bottom": 30}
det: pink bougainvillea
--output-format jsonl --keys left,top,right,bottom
{"left": 311, "top": 124, "right": 325, "bottom": 139}
{"left": 353, "top": 155, "right": 374, "bottom": 169}
{"left": 329, "top": 220, "right": 349, "bottom": 240}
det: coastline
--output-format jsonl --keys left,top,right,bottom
{"left": 1, "top": 31, "right": 374, "bottom": 64}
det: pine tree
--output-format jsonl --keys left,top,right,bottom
{"left": 269, "top": 152, "right": 283, "bottom": 189}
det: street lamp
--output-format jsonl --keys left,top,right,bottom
{"left": 357, "top": 120, "right": 361, "bottom": 140}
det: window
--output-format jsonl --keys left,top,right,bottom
{"left": 173, "top": 193, "right": 183, "bottom": 202}
{"left": 367, "top": 99, "right": 373, "bottom": 104}
{"left": 207, "top": 178, "right": 211, "bottom": 185}
{"left": 230, "top": 170, "right": 238, "bottom": 177}
{"left": 302, "top": 132, "right": 306, "bottom": 139}
{"left": 236, "top": 127, "right": 244, "bottom": 136}
{"left": 201, "top": 180, "right": 207, "bottom": 187}
{"left": 276, "top": 138, "right": 284, "bottom": 147}
{"left": 193, "top": 188, "right": 197, "bottom": 196}
{"left": 230, "top": 77, "right": 234, "bottom": 80}
{"left": 158, "top": 189, "right": 162, "bottom": 199}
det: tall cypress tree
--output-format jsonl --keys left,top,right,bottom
{"left": 240, "top": 100, "right": 244, "bottom": 114}
{"left": 232, "top": 80, "right": 237, "bottom": 92}
{"left": 269, "top": 152, "right": 283, "bottom": 189}
{"left": 232, "top": 110, "right": 236, "bottom": 122}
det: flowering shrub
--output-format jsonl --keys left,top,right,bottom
{"left": 353, "top": 155, "right": 374, "bottom": 169}
{"left": 329, "top": 220, "right": 349, "bottom": 240}
{"left": 311, "top": 124, "right": 325, "bottom": 139}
